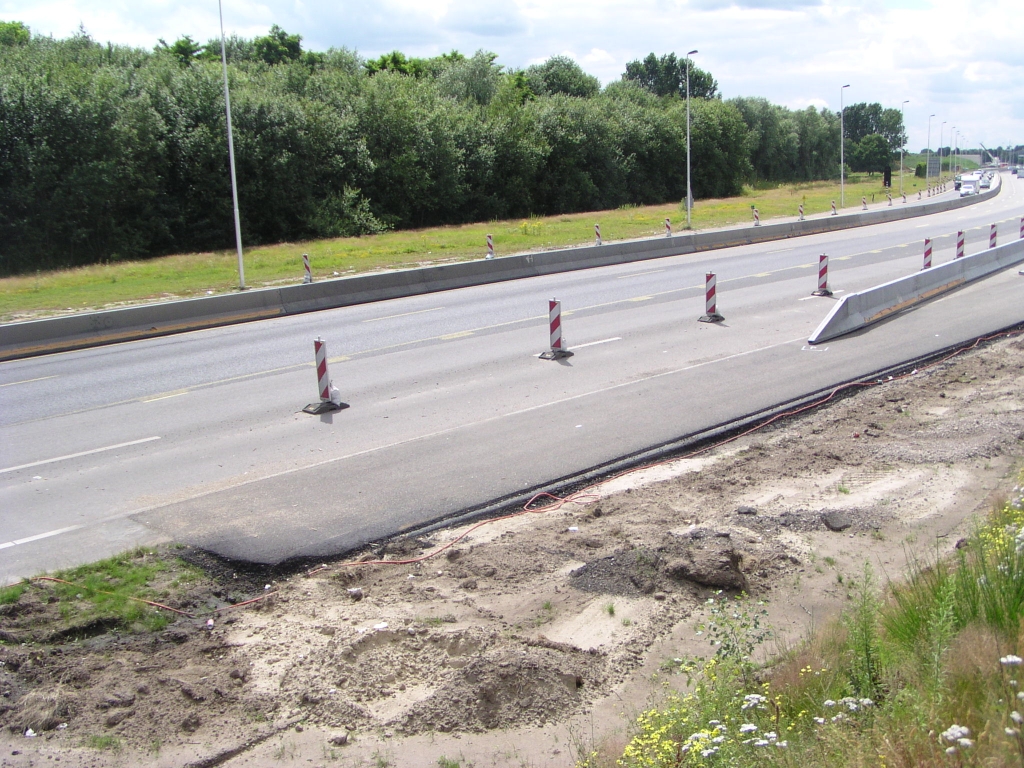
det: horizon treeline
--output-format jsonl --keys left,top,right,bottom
{"left": 2, "top": 22, "right": 908, "bottom": 275}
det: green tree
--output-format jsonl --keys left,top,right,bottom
{"left": 0, "top": 20, "right": 30, "bottom": 46}
{"left": 525, "top": 56, "right": 599, "bottom": 98}
{"left": 253, "top": 25, "right": 302, "bottom": 66}
{"left": 622, "top": 53, "right": 718, "bottom": 99}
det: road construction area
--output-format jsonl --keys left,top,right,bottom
{"left": 2, "top": 330, "right": 1023, "bottom": 767}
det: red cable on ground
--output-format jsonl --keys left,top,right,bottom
{"left": 305, "top": 327, "right": 1024, "bottom": 578}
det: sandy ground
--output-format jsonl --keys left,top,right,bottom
{"left": 3, "top": 332, "right": 1024, "bottom": 768}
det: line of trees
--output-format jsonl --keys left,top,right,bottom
{"left": 0, "top": 22, "right": 905, "bottom": 275}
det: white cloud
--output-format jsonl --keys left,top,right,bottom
{"left": 1, "top": 0, "right": 1021, "bottom": 148}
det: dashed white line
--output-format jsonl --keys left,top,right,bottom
{"left": 0, "top": 436, "right": 162, "bottom": 475}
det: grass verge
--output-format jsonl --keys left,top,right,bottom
{"left": 0, "top": 172, "right": 944, "bottom": 323}
{"left": 607, "top": 470, "right": 1024, "bottom": 768}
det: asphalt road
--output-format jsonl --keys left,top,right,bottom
{"left": 2, "top": 177, "right": 1022, "bottom": 579}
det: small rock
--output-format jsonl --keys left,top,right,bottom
{"left": 821, "top": 510, "right": 853, "bottom": 532}
{"left": 955, "top": 537, "right": 969, "bottom": 550}
{"left": 181, "top": 713, "right": 202, "bottom": 733}
{"left": 653, "top": 592, "right": 667, "bottom": 601}
{"left": 329, "top": 732, "right": 349, "bottom": 746}
{"left": 104, "top": 710, "right": 133, "bottom": 728}
{"left": 346, "top": 588, "right": 364, "bottom": 601}
{"left": 480, "top": 566, "right": 497, "bottom": 578}
{"left": 736, "top": 505, "right": 757, "bottom": 516}
{"left": 460, "top": 578, "right": 478, "bottom": 590}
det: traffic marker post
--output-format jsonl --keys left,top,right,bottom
{"left": 665, "top": 218, "right": 672, "bottom": 237}
{"left": 752, "top": 208, "right": 760, "bottom": 227}
{"left": 486, "top": 234, "right": 495, "bottom": 260}
{"left": 302, "top": 253, "right": 312, "bottom": 284}
{"left": 990, "top": 223, "right": 997, "bottom": 249}
{"left": 831, "top": 200, "right": 837, "bottom": 216}
{"left": 923, "top": 238, "right": 932, "bottom": 270}
{"left": 902, "top": 192, "right": 907, "bottom": 204}
{"left": 303, "top": 337, "right": 348, "bottom": 414}
{"left": 1020, "top": 216, "right": 1023, "bottom": 240}
{"left": 862, "top": 196, "right": 868, "bottom": 210}
{"left": 798, "top": 204, "right": 804, "bottom": 221}
{"left": 699, "top": 272, "right": 725, "bottom": 323}
{"left": 887, "top": 193, "right": 892, "bottom": 207}
{"left": 956, "top": 230, "right": 965, "bottom": 260}
{"left": 540, "top": 299, "right": 574, "bottom": 360}
{"left": 812, "top": 254, "right": 832, "bottom": 296}
{"left": 595, "top": 223, "right": 602, "bottom": 246}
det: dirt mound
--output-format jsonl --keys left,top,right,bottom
{"left": 397, "top": 646, "right": 593, "bottom": 733}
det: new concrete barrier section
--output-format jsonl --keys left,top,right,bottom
{"left": 808, "top": 235, "right": 1024, "bottom": 344}
{"left": 0, "top": 180, "right": 1000, "bottom": 361}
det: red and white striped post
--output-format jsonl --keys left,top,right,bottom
{"left": 595, "top": 223, "right": 602, "bottom": 246}
{"left": 923, "top": 238, "right": 932, "bottom": 269}
{"left": 812, "top": 253, "right": 832, "bottom": 296}
{"left": 918, "top": 191, "right": 922, "bottom": 200}
{"left": 302, "top": 253, "right": 312, "bottom": 284}
{"left": 902, "top": 192, "right": 907, "bottom": 204}
{"left": 955, "top": 230, "right": 965, "bottom": 260}
{"left": 540, "top": 299, "right": 573, "bottom": 359}
{"left": 302, "top": 337, "right": 347, "bottom": 414}
{"left": 665, "top": 218, "right": 672, "bottom": 237}
{"left": 831, "top": 200, "right": 837, "bottom": 216}
{"left": 1020, "top": 216, "right": 1024, "bottom": 240}
{"left": 887, "top": 192, "right": 892, "bottom": 207}
{"left": 486, "top": 233, "right": 495, "bottom": 259}
{"left": 990, "top": 223, "right": 997, "bottom": 249}
{"left": 861, "top": 196, "right": 868, "bottom": 210}
{"left": 699, "top": 272, "right": 724, "bottom": 323}
{"left": 752, "top": 208, "right": 760, "bottom": 227}
{"left": 927, "top": 186, "right": 931, "bottom": 198}
{"left": 798, "top": 203, "right": 804, "bottom": 221}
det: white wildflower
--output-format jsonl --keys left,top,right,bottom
{"left": 823, "top": 699, "right": 837, "bottom": 707}
{"left": 739, "top": 723, "right": 758, "bottom": 733}
{"left": 1012, "top": 711, "right": 1024, "bottom": 725}
{"left": 1001, "top": 655, "right": 1023, "bottom": 666}
{"left": 940, "top": 725, "right": 971, "bottom": 743}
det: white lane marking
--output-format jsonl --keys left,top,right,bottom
{"left": 0, "top": 436, "right": 161, "bottom": 475}
{"left": 140, "top": 390, "right": 188, "bottom": 403}
{"left": 767, "top": 247, "right": 794, "bottom": 254}
{"left": 916, "top": 224, "right": 928, "bottom": 228}
{"left": 0, "top": 525, "right": 85, "bottom": 550}
{"left": 569, "top": 337, "right": 622, "bottom": 350}
{"left": 361, "top": 307, "right": 445, "bottom": 323}
{"left": 615, "top": 269, "right": 664, "bottom": 279}
{"left": 0, "top": 376, "right": 57, "bottom": 388}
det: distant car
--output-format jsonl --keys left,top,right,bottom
{"left": 980, "top": 177, "right": 991, "bottom": 189}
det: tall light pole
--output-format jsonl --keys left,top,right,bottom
{"left": 939, "top": 121, "right": 946, "bottom": 181}
{"left": 218, "top": 0, "right": 245, "bottom": 290}
{"left": 900, "top": 99, "right": 909, "bottom": 196}
{"left": 926, "top": 113, "right": 935, "bottom": 189}
{"left": 951, "top": 128, "right": 957, "bottom": 176}
{"left": 685, "top": 49, "right": 698, "bottom": 229}
{"left": 840, "top": 84, "right": 850, "bottom": 208}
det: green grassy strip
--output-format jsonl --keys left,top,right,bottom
{"left": 0, "top": 170, "right": 954, "bottom": 323}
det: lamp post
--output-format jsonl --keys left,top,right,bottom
{"left": 840, "top": 84, "right": 850, "bottom": 208}
{"left": 939, "top": 121, "right": 946, "bottom": 181}
{"left": 926, "top": 114, "right": 935, "bottom": 189}
{"left": 685, "top": 49, "right": 698, "bottom": 229}
{"left": 218, "top": 0, "right": 245, "bottom": 290}
{"left": 900, "top": 99, "right": 909, "bottom": 196}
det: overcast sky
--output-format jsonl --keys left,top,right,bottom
{"left": 3, "top": 0, "right": 1022, "bottom": 153}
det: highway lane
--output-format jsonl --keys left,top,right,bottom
{"left": 2, "top": 176, "right": 1021, "bottom": 578}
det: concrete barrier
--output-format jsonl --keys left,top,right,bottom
{"left": 808, "top": 235, "right": 1024, "bottom": 344}
{"left": 0, "top": 181, "right": 1000, "bottom": 362}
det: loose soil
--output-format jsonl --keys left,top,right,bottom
{"left": 3, "top": 334, "right": 1024, "bottom": 768}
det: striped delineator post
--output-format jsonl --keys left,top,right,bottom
{"left": 486, "top": 233, "right": 494, "bottom": 260}
{"left": 752, "top": 208, "right": 760, "bottom": 227}
{"left": 956, "top": 230, "right": 965, "bottom": 260}
{"left": 902, "top": 192, "right": 907, "bottom": 204}
{"left": 699, "top": 272, "right": 724, "bottom": 323}
{"left": 887, "top": 193, "right": 892, "bottom": 207}
{"left": 923, "top": 238, "right": 932, "bottom": 270}
{"left": 665, "top": 218, "right": 671, "bottom": 237}
{"left": 302, "top": 252, "right": 312, "bottom": 284}
{"left": 918, "top": 191, "right": 922, "bottom": 200}
{"left": 831, "top": 200, "right": 837, "bottom": 216}
{"left": 812, "top": 253, "right": 832, "bottom": 296}
{"left": 1020, "top": 216, "right": 1023, "bottom": 240}
{"left": 302, "top": 337, "right": 348, "bottom": 414}
{"left": 861, "top": 196, "right": 867, "bottom": 210}
{"left": 798, "top": 203, "right": 804, "bottom": 221}
{"left": 595, "top": 224, "right": 602, "bottom": 246}
{"left": 539, "top": 299, "right": 573, "bottom": 359}
{"left": 990, "top": 223, "right": 997, "bottom": 249}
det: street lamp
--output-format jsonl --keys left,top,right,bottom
{"left": 685, "top": 49, "right": 698, "bottom": 229}
{"left": 939, "top": 121, "right": 946, "bottom": 182}
{"left": 900, "top": 100, "right": 909, "bottom": 196}
{"left": 840, "top": 84, "right": 850, "bottom": 208}
{"left": 218, "top": 0, "right": 245, "bottom": 290}
{"left": 951, "top": 128, "right": 957, "bottom": 176}
{"left": 926, "top": 114, "right": 935, "bottom": 189}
